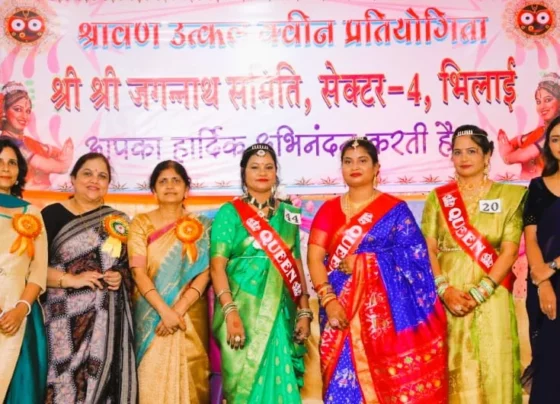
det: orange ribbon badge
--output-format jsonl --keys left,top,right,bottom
{"left": 10, "top": 213, "right": 42, "bottom": 258}
{"left": 102, "top": 215, "right": 129, "bottom": 258}
{"left": 175, "top": 216, "right": 204, "bottom": 263}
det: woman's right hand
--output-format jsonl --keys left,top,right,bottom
{"left": 225, "top": 310, "right": 246, "bottom": 350}
{"left": 325, "top": 299, "right": 348, "bottom": 329}
{"left": 538, "top": 280, "right": 557, "bottom": 320}
{"left": 65, "top": 271, "right": 105, "bottom": 290}
{"left": 442, "top": 286, "right": 477, "bottom": 317}
{"left": 156, "top": 306, "right": 186, "bottom": 336}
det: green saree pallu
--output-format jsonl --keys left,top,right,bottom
{"left": 4, "top": 302, "right": 48, "bottom": 404}
{"left": 211, "top": 201, "right": 306, "bottom": 404}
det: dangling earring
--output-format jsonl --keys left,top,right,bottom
{"left": 483, "top": 163, "right": 490, "bottom": 182}
{"left": 454, "top": 172, "right": 459, "bottom": 182}
{"left": 15, "top": 180, "right": 18, "bottom": 185}
{"left": 271, "top": 184, "right": 277, "bottom": 197}
{"left": 373, "top": 174, "right": 378, "bottom": 189}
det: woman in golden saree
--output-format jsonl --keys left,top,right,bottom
{"left": 129, "top": 160, "right": 211, "bottom": 403}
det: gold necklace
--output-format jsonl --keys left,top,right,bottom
{"left": 458, "top": 179, "right": 489, "bottom": 216}
{"left": 342, "top": 192, "right": 375, "bottom": 220}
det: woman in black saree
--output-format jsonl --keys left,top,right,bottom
{"left": 523, "top": 115, "right": 560, "bottom": 404}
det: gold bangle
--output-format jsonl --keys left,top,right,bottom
{"left": 189, "top": 285, "right": 202, "bottom": 299}
{"left": 217, "top": 289, "right": 232, "bottom": 299}
{"left": 143, "top": 288, "right": 156, "bottom": 298}
{"left": 320, "top": 293, "right": 337, "bottom": 308}
{"left": 58, "top": 273, "right": 67, "bottom": 288}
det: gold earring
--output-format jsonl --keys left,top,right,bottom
{"left": 373, "top": 174, "right": 378, "bottom": 189}
{"left": 483, "top": 164, "right": 490, "bottom": 182}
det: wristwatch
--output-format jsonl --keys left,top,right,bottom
{"left": 548, "top": 260, "right": 558, "bottom": 271}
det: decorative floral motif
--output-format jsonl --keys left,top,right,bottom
{"left": 101, "top": 215, "right": 129, "bottom": 258}
{"left": 10, "top": 213, "right": 42, "bottom": 257}
{"left": 175, "top": 215, "right": 204, "bottom": 263}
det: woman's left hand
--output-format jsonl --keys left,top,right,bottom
{"left": 0, "top": 305, "right": 27, "bottom": 336}
{"left": 293, "top": 317, "right": 311, "bottom": 344}
{"left": 104, "top": 270, "right": 122, "bottom": 291}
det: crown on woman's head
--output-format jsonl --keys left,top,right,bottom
{"left": 539, "top": 72, "right": 560, "bottom": 87}
{"left": 251, "top": 144, "right": 271, "bottom": 151}
{"left": 248, "top": 143, "right": 272, "bottom": 156}
{"left": 456, "top": 129, "right": 487, "bottom": 138}
{"left": 350, "top": 135, "right": 369, "bottom": 149}
{"left": 1, "top": 83, "right": 28, "bottom": 95}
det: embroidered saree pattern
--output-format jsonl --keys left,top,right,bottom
{"left": 129, "top": 213, "right": 211, "bottom": 404}
{"left": 211, "top": 201, "right": 306, "bottom": 404}
{"left": 310, "top": 195, "right": 448, "bottom": 404}
{"left": 422, "top": 183, "right": 526, "bottom": 404}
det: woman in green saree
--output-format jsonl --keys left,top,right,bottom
{"left": 210, "top": 143, "right": 312, "bottom": 404}
{"left": 129, "top": 160, "right": 211, "bottom": 403}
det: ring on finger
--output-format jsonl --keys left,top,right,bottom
{"left": 330, "top": 318, "right": 340, "bottom": 328}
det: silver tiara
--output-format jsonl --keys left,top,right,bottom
{"left": 251, "top": 144, "right": 271, "bottom": 151}
{"left": 1, "top": 84, "right": 27, "bottom": 95}
{"left": 350, "top": 136, "right": 368, "bottom": 148}
{"left": 456, "top": 129, "right": 474, "bottom": 137}
{"left": 539, "top": 73, "right": 560, "bottom": 86}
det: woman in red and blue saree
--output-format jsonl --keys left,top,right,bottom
{"left": 41, "top": 153, "right": 137, "bottom": 403}
{"left": 210, "top": 143, "right": 312, "bottom": 404}
{"left": 0, "top": 138, "right": 48, "bottom": 404}
{"left": 129, "top": 160, "right": 211, "bottom": 404}
{"left": 307, "top": 138, "right": 448, "bottom": 404}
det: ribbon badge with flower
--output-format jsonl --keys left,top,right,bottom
{"left": 101, "top": 215, "right": 129, "bottom": 258}
{"left": 10, "top": 213, "right": 42, "bottom": 258}
{"left": 175, "top": 215, "right": 204, "bottom": 263}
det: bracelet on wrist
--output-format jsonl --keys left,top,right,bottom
{"left": 58, "top": 273, "right": 68, "bottom": 288}
{"left": 434, "top": 275, "right": 448, "bottom": 287}
{"left": 437, "top": 283, "right": 450, "bottom": 299}
{"left": 216, "top": 288, "right": 232, "bottom": 299}
{"left": 188, "top": 285, "right": 202, "bottom": 299}
{"left": 15, "top": 300, "right": 32, "bottom": 316}
{"left": 296, "top": 308, "right": 314, "bottom": 322}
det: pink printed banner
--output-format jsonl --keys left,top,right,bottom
{"left": 0, "top": 0, "right": 558, "bottom": 195}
